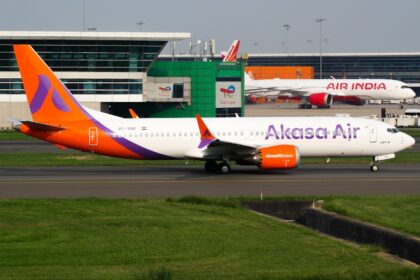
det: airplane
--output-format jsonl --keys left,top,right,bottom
{"left": 245, "top": 72, "right": 416, "bottom": 108}
{"left": 221, "top": 40, "right": 240, "bottom": 62}
{"left": 11, "top": 45, "right": 415, "bottom": 174}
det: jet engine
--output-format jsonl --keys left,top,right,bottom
{"left": 340, "top": 96, "right": 367, "bottom": 106}
{"left": 236, "top": 144, "right": 300, "bottom": 169}
{"left": 308, "top": 93, "right": 333, "bottom": 108}
{"left": 245, "top": 95, "right": 258, "bottom": 104}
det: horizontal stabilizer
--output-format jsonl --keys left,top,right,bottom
{"left": 21, "top": 120, "right": 66, "bottom": 132}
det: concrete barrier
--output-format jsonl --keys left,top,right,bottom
{"left": 242, "top": 201, "right": 420, "bottom": 264}
{"left": 242, "top": 200, "right": 313, "bottom": 220}
{"left": 297, "top": 209, "right": 420, "bottom": 264}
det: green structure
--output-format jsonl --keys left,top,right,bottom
{"left": 124, "top": 61, "right": 244, "bottom": 118}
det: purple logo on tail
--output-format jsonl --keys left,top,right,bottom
{"left": 30, "top": 75, "right": 70, "bottom": 113}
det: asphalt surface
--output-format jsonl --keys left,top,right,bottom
{"left": 0, "top": 164, "right": 419, "bottom": 198}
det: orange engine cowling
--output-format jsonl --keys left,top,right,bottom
{"left": 237, "top": 145, "right": 300, "bottom": 169}
{"left": 258, "top": 145, "right": 300, "bottom": 169}
{"left": 308, "top": 93, "right": 333, "bottom": 107}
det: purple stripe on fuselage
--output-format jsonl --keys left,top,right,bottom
{"left": 30, "top": 75, "right": 51, "bottom": 114}
{"left": 51, "top": 89, "right": 70, "bottom": 112}
{"left": 58, "top": 81, "right": 171, "bottom": 159}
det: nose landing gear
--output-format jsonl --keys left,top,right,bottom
{"left": 370, "top": 160, "right": 379, "bottom": 172}
{"left": 370, "top": 163, "right": 379, "bottom": 172}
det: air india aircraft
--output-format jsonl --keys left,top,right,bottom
{"left": 11, "top": 45, "right": 415, "bottom": 173}
{"left": 221, "top": 40, "right": 240, "bottom": 62}
{"left": 245, "top": 72, "right": 416, "bottom": 108}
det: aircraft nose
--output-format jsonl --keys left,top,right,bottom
{"left": 409, "top": 89, "right": 416, "bottom": 98}
{"left": 402, "top": 133, "right": 415, "bottom": 148}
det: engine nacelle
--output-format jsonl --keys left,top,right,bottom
{"left": 245, "top": 95, "right": 257, "bottom": 104}
{"left": 236, "top": 145, "right": 300, "bottom": 169}
{"left": 342, "top": 97, "right": 367, "bottom": 106}
{"left": 308, "top": 93, "right": 333, "bottom": 108}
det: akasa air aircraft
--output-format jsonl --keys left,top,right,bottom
{"left": 245, "top": 73, "right": 416, "bottom": 109}
{"left": 12, "top": 45, "right": 415, "bottom": 174}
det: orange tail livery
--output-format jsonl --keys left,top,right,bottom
{"left": 13, "top": 45, "right": 169, "bottom": 159}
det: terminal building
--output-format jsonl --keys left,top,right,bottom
{"left": 0, "top": 31, "right": 244, "bottom": 128}
{"left": 160, "top": 52, "right": 420, "bottom": 96}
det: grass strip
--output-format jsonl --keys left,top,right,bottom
{"left": 322, "top": 196, "right": 420, "bottom": 237}
{"left": 0, "top": 198, "right": 419, "bottom": 279}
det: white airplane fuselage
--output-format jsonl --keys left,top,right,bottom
{"left": 245, "top": 78, "right": 416, "bottom": 101}
{"left": 83, "top": 115, "right": 414, "bottom": 160}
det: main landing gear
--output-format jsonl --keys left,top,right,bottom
{"left": 205, "top": 160, "right": 231, "bottom": 174}
{"left": 298, "top": 103, "right": 312, "bottom": 109}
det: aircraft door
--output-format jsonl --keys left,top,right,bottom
{"left": 88, "top": 127, "right": 98, "bottom": 146}
{"left": 369, "top": 125, "right": 377, "bottom": 143}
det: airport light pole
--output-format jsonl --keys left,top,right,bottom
{"left": 283, "top": 24, "right": 291, "bottom": 55}
{"left": 306, "top": 39, "right": 312, "bottom": 51}
{"left": 315, "top": 17, "right": 327, "bottom": 79}
{"left": 82, "top": 0, "right": 86, "bottom": 31}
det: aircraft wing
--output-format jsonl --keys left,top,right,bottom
{"left": 185, "top": 115, "right": 256, "bottom": 160}
{"left": 245, "top": 86, "right": 344, "bottom": 98}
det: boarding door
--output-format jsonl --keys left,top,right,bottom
{"left": 368, "top": 125, "right": 377, "bottom": 143}
{"left": 88, "top": 127, "right": 98, "bottom": 146}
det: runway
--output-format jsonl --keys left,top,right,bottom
{"left": 1, "top": 164, "right": 419, "bottom": 198}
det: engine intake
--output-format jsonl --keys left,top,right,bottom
{"left": 308, "top": 93, "right": 333, "bottom": 108}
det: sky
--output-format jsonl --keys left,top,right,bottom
{"left": 1, "top": 0, "right": 420, "bottom": 54}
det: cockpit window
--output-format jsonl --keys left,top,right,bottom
{"left": 387, "top": 128, "right": 399, "bottom": 134}
{"left": 401, "top": 85, "right": 411, "bottom": 89}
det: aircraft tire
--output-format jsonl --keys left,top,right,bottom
{"left": 218, "top": 162, "right": 231, "bottom": 174}
{"left": 205, "top": 160, "right": 218, "bottom": 173}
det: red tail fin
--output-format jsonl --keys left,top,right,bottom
{"left": 222, "top": 40, "right": 240, "bottom": 62}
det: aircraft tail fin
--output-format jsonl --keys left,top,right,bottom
{"left": 13, "top": 45, "right": 93, "bottom": 125}
{"left": 222, "top": 40, "right": 240, "bottom": 62}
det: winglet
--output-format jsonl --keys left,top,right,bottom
{"left": 196, "top": 114, "right": 216, "bottom": 148}
{"left": 128, "top": 108, "right": 139, "bottom": 119}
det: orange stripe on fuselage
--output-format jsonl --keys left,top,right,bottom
{"left": 20, "top": 122, "right": 143, "bottom": 159}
